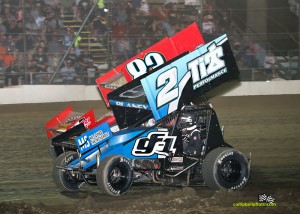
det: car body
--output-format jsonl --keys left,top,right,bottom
{"left": 46, "top": 23, "right": 204, "bottom": 158}
{"left": 52, "top": 32, "right": 250, "bottom": 196}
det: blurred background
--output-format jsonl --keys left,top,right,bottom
{"left": 0, "top": 0, "right": 299, "bottom": 87}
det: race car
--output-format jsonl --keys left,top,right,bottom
{"left": 52, "top": 34, "right": 250, "bottom": 196}
{"left": 96, "top": 22, "right": 204, "bottom": 107}
{"left": 46, "top": 23, "right": 204, "bottom": 158}
{"left": 46, "top": 108, "right": 117, "bottom": 158}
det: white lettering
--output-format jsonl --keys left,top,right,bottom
{"left": 188, "top": 42, "right": 225, "bottom": 90}
{"left": 125, "top": 103, "right": 148, "bottom": 110}
{"left": 206, "top": 43, "right": 225, "bottom": 75}
{"left": 89, "top": 130, "right": 110, "bottom": 145}
{"left": 217, "top": 151, "right": 233, "bottom": 165}
{"left": 126, "top": 52, "right": 166, "bottom": 79}
{"left": 193, "top": 68, "right": 227, "bottom": 90}
{"left": 230, "top": 176, "right": 248, "bottom": 190}
{"left": 132, "top": 132, "right": 177, "bottom": 158}
{"left": 66, "top": 155, "right": 74, "bottom": 163}
{"left": 108, "top": 182, "right": 121, "bottom": 195}
{"left": 77, "top": 136, "right": 90, "bottom": 151}
{"left": 188, "top": 58, "right": 200, "bottom": 83}
{"left": 116, "top": 101, "right": 124, "bottom": 106}
{"left": 126, "top": 58, "right": 147, "bottom": 79}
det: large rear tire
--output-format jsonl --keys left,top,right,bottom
{"left": 96, "top": 155, "right": 133, "bottom": 196}
{"left": 49, "top": 144, "right": 61, "bottom": 159}
{"left": 202, "top": 147, "right": 250, "bottom": 190}
{"left": 53, "top": 151, "right": 85, "bottom": 192}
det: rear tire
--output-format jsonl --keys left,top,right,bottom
{"left": 96, "top": 155, "right": 133, "bottom": 196}
{"left": 53, "top": 151, "right": 85, "bottom": 192}
{"left": 202, "top": 147, "right": 250, "bottom": 190}
{"left": 48, "top": 144, "right": 59, "bottom": 159}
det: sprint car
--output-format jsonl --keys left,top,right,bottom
{"left": 46, "top": 23, "right": 204, "bottom": 158}
{"left": 51, "top": 33, "right": 250, "bottom": 196}
{"left": 46, "top": 107, "right": 117, "bottom": 158}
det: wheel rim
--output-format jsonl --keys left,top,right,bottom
{"left": 108, "top": 163, "right": 129, "bottom": 191}
{"left": 61, "top": 155, "right": 80, "bottom": 184}
{"left": 220, "top": 159, "right": 241, "bottom": 183}
{"left": 62, "top": 169, "right": 79, "bottom": 184}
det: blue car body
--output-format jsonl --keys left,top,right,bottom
{"left": 52, "top": 34, "right": 250, "bottom": 196}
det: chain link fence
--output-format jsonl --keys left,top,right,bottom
{"left": 0, "top": 0, "right": 298, "bottom": 88}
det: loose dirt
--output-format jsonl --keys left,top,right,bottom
{"left": 0, "top": 95, "right": 299, "bottom": 213}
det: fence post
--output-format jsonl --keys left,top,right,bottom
{"left": 48, "top": 0, "right": 98, "bottom": 84}
{"left": 298, "top": 6, "right": 300, "bottom": 79}
{"left": 107, "top": 0, "right": 113, "bottom": 70}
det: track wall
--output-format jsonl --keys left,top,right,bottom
{"left": 0, "top": 81, "right": 300, "bottom": 104}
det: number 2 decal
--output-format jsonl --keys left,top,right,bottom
{"left": 156, "top": 67, "right": 179, "bottom": 108}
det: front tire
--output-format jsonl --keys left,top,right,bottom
{"left": 53, "top": 151, "right": 85, "bottom": 192}
{"left": 202, "top": 147, "right": 250, "bottom": 190}
{"left": 96, "top": 155, "right": 133, "bottom": 196}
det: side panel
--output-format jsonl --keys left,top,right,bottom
{"left": 100, "top": 128, "right": 180, "bottom": 161}
{"left": 45, "top": 105, "right": 73, "bottom": 139}
{"left": 107, "top": 52, "right": 189, "bottom": 129}
{"left": 75, "top": 122, "right": 112, "bottom": 154}
{"left": 141, "top": 35, "right": 239, "bottom": 120}
{"left": 96, "top": 22, "right": 204, "bottom": 106}
{"left": 46, "top": 108, "right": 96, "bottom": 139}
{"left": 68, "top": 128, "right": 182, "bottom": 170}
{"left": 69, "top": 109, "right": 96, "bottom": 130}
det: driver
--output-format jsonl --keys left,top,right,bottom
{"left": 180, "top": 114, "right": 202, "bottom": 156}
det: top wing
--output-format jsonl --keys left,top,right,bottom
{"left": 108, "top": 34, "right": 239, "bottom": 128}
{"left": 45, "top": 106, "right": 96, "bottom": 139}
{"left": 96, "top": 22, "right": 204, "bottom": 106}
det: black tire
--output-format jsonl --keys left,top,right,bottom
{"left": 202, "top": 147, "right": 250, "bottom": 190}
{"left": 96, "top": 155, "right": 133, "bottom": 196}
{"left": 53, "top": 151, "right": 85, "bottom": 192}
{"left": 48, "top": 144, "right": 58, "bottom": 159}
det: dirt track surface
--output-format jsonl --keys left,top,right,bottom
{"left": 0, "top": 95, "right": 299, "bottom": 213}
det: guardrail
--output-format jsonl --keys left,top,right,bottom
{"left": 239, "top": 67, "right": 299, "bottom": 82}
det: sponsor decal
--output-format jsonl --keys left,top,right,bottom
{"left": 77, "top": 129, "right": 110, "bottom": 151}
{"left": 168, "top": 166, "right": 184, "bottom": 171}
{"left": 132, "top": 132, "right": 177, "bottom": 158}
{"left": 230, "top": 176, "right": 247, "bottom": 190}
{"left": 66, "top": 155, "right": 75, "bottom": 163}
{"left": 192, "top": 68, "right": 227, "bottom": 90}
{"left": 89, "top": 130, "right": 110, "bottom": 146}
{"left": 72, "top": 116, "right": 92, "bottom": 129}
{"left": 107, "top": 182, "right": 121, "bottom": 195}
{"left": 66, "top": 115, "right": 81, "bottom": 123}
{"left": 75, "top": 123, "right": 112, "bottom": 153}
{"left": 181, "top": 116, "right": 192, "bottom": 123}
{"left": 109, "top": 100, "right": 150, "bottom": 110}
{"left": 76, "top": 136, "right": 91, "bottom": 152}
{"left": 217, "top": 151, "right": 233, "bottom": 164}
{"left": 78, "top": 182, "right": 86, "bottom": 189}
{"left": 82, "top": 117, "right": 91, "bottom": 128}
{"left": 99, "top": 84, "right": 119, "bottom": 90}
{"left": 188, "top": 42, "right": 226, "bottom": 90}
{"left": 170, "top": 157, "right": 183, "bottom": 163}
{"left": 120, "top": 157, "right": 133, "bottom": 170}
{"left": 141, "top": 35, "right": 233, "bottom": 120}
